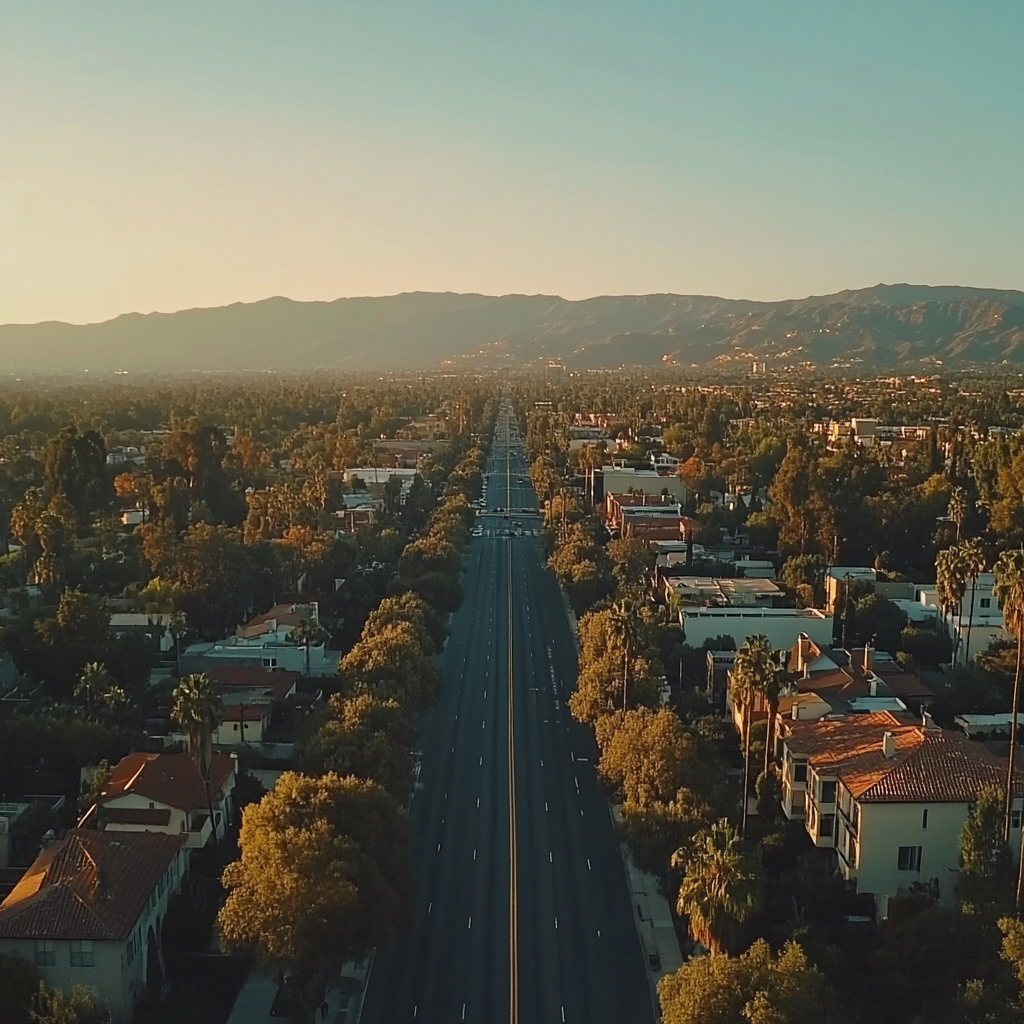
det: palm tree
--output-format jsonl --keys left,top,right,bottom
{"left": 672, "top": 818, "right": 762, "bottom": 954}
{"left": 288, "top": 617, "right": 331, "bottom": 677}
{"left": 731, "top": 634, "right": 776, "bottom": 837}
{"left": 172, "top": 673, "right": 224, "bottom": 843}
{"left": 75, "top": 662, "right": 115, "bottom": 718}
{"left": 961, "top": 538, "right": 987, "bottom": 666}
{"left": 994, "top": 550, "right": 1024, "bottom": 842}
{"left": 168, "top": 610, "right": 188, "bottom": 674}
{"left": 937, "top": 546, "right": 967, "bottom": 661}
{"left": 949, "top": 486, "right": 968, "bottom": 542}
{"left": 610, "top": 595, "right": 641, "bottom": 712}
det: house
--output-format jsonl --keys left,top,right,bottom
{"left": 778, "top": 712, "right": 1024, "bottom": 917}
{"left": 207, "top": 666, "right": 299, "bottom": 746}
{"left": 108, "top": 613, "right": 174, "bottom": 653}
{"left": 597, "top": 466, "right": 687, "bottom": 506}
{"left": 84, "top": 752, "right": 236, "bottom": 849}
{"left": 182, "top": 601, "right": 333, "bottom": 676}
{"left": 937, "top": 572, "right": 1007, "bottom": 665}
{"left": 0, "top": 829, "right": 188, "bottom": 1024}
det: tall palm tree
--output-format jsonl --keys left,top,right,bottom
{"left": 994, "top": 550, "right": 1024, "bottom": 842}
{"left": 961, "top": 538, "right": 988, "bottom": 666}
{"left": 288, "top": 617, "right": 331, "bottom": 677}
{"left": 610, "top": 595, "right": 641, "bottom": 712}
{"left": 172, "top": 673, "right": 224, "bottom": 843}
{"left": 672, "top": 818, "right": 762, "bottom": 954}
{"left": 731, "top": 634, "right": 776, "bottom": 837}
{"left": 937, "top": 546, "right": 968, "bottom": 661}
{"left": 75, "top": 662, "right": 115, "bottom": 718}
{"left": 949, "top": 486, "right": 968, "bottom": 542}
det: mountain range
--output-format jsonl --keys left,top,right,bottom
{"left": 3, "top": 284, "right": 1024, "bottom": 373}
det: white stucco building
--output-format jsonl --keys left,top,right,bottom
{"left": 779, "top": 711, "right": 1022, "bottom": 918}
{"left": 0, "top": 829, "right": 188, "bottom": 1024}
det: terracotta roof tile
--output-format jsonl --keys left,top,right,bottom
{"left": 0, "top": 830, "right": 184, "bottom": 941}
{"left": 100, "top": 752, "right": 234, "bottom": 813}
{"left": 785, "top": 715, "right": 1023, "bottom": 804}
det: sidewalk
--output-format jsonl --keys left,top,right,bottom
{"left": 227, "top": 957, "right": 372, "bottom": 1024}
{"left": 612, "top": 804, "right": 684, "bottom": 1018}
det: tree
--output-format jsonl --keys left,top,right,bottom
{"left": 994, "top": 549, "right": 1024, "bottom": 843}
{"left": 73, "top": 663, "right": 125, "bottom": 720}
{"left": 300, "top": 694, "right": 414, "bottom": 803}
{"left": 171, "top": 673, "right": 224, "bottom": 842}
{"left": 43, "top": 426, "right": 107, "bottom": 519}
{"left": 596, "top": 707, "right": 700, "bottom": 808}
{"left": 31, "top": 984, "right": 111, "bottom": 1024}
{"left": 658, "top": 939, "right": 843, "bottom": 1024}
{"left": 959, "top": 784, "right": 1012, "bottom": 911}
{"left": 219, "top": 772, "right": 410, "bottom": 1022}
{"left": 0, "top": 953, "right": 38, "bottom": 1024}
{"left": 673, "top": 818, "right": 762, "bottom": 955}
{"left": 949, "top": 485, "right": 968, "bottom": 543}
{"left": 961, "top": 538, "right": 988, "bottom": 664}
{"left": 731, "top": 635, "right": 777, "bottom": 836}
{"left": 287, "top": 617, "right": 331, "bottom": 678}
{"left": 937, "top": 546, "right": 968, "bottom": 660}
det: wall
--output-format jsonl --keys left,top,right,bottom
{"left": 847, "top": 800, "right": 1022, "bottom": 916}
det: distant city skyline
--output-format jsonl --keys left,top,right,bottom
{"left": 1, "top": 1, "right": 1021, "bottom": 326}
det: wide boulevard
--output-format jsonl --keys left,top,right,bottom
{"left": 362, "top": 398, "right": 653, "bottom": 1024}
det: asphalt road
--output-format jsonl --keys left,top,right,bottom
{"left": 362, "top": 402, "right": 653, "bottom": 1024}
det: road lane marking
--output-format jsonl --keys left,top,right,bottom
{"left": 587, "top": 858, "right": 592, "bottom": 870}
{"left": 468, "top": 916, "right": 472, "bottom": 929}
{"left": 575, "top": 777, "right": 580, "bottom": 794}
{"left": 545, "top": 802, "right": 548, "bottom": 812}
{"left": 474, "top": 848, "right": 477, "bottom": 860}
{"left": 507, "top": 531, "right": 519, "bottom": 1024}
{"left": 554, "top": 917, "right": 558, "bottom": 930}
{"left": 428, "top": 902, "right": 432, "bottom": 914}
{"left": 549, "top": 851, "right": 552, "bottom": 863}
{"left": 477, "top": 797, "right": 480, "bottom": 808}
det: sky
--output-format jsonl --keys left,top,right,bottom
{"left": 0, "top": 1, "right": 1022, "bottom": 326}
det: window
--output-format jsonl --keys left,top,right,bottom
{"left": 70, "top": 940, "right": 95, "bottom": 968}
{"left": 232, "top": 723, "right": 239, "bottom": 731}
{"left": 980, "top": 597, "right": 991, "bottom": 609}
{"left": 34, "top": 940, "right": 56, "bottom": 966}
{"left": 819, "top": 781, "right": 836, "bottom": 804}
{"left": 898, "top": 846, "right": 923, "bottom": 871}
{"left": 1012, "top": 810, "right": 1022, "bottom": 830}
{"left": 820, "top": 814, "right": 835, "bottom": 838}
{"left": 922, "top": 808, "right": 929, "bottom": 830}
{"left": 793, "top": 762, "right": 807, "bottom": 784}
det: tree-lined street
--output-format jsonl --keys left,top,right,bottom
{"left": 363, "top": 401, "right": 651, "bottom": 1024}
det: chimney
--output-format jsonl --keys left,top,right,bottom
{"left": 882, "top": 732, "right": 896, "bottom": 759}
{"left": 864, "top": 643, "right": 873, "bottom": 674}
{"left": 797, "top": 633, "right": 811, "bottom": 675}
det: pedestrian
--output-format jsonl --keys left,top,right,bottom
{"left": 320, "top": 1000, "right": 329, "bottom": 1020}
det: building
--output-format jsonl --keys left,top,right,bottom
{"left": 208, "top": 666, "right": 299, "bottom": 746}
{"left": 0, "top": 829, "right": 188, "bottom": 1023}
{"left": 597, "top": 466, "right": 687, "bottom": 506}
{"left": 182, "top": 601, "right": 333, "bottom": 676}
{"left": 665, "top": 576, "right": 782, "bottom": 609}
{"left": 779, "top": 712, "right": 1023, "bottom": 917}
{"left": 108, "top": 613, "right": 174, "bottom": 653}
{"left": 680, "top": 606, "right": 833, "bottom": 652}
{"left": 84, "top": 752, "right": 236, "bottom": 849}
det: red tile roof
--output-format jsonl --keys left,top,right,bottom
{"left": 100, "top": 752, "right": 234, "bottom": 813}
{"left": 0, "top": 830, "right": 184, "bottom": 941}
{"left": 208, "top": 666, "right": 300, "bottom": 691}
{"left": 785, "top": 715, "right": 1023, "bottom": 804}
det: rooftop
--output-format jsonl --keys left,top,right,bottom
{"left": 99, "top": 752, "right": 234, "bottom": 813}
{"left": 0, "top": 830, "right": 184, "bottom": 941}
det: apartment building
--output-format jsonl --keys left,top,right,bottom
{"left": 779, "top": 711, "right": 1022, "bottom": 917}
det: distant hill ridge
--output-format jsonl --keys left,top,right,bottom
{"left": 2, "top": 284, "right": 1024, "bottom": 372}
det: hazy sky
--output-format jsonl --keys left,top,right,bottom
{"left": 1, "top": 2, "right": 1021, "bottom": 325}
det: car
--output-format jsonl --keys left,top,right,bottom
{"left": 496, "top": 507, "right": 505, "bottom": 513}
